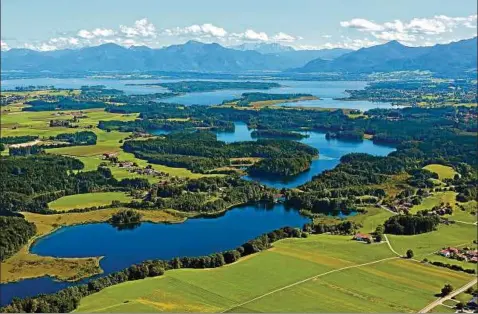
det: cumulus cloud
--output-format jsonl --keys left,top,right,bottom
{"left": 78, "top": 28, "right": 115, "bottom": 39}
{"left": 164, "top": 23, "right": 227, "bottom": 38}
{"left": 271, "top": 32, "right": 297, "bottom": 42}
{"left": 120, "top": 18, "right": 156, "bottom": 37}
{"left": 340, "top": 14, "right": 477, "bottom": 44}
{"left": 12, "top": 17, "right": 302, "bottom": 51}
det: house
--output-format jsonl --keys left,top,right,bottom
{"left": 448, "top": 247, "right": 459, "bottom": 254}
{"left": 439, "top": 249, "right": 451, "bottom": 257}
{"left": 118, "top": 161, "right": 134, "bottom": 168}
{"left": 102, "top": 152, "right": 118, "bottom": 160}
{"left": 273, "top": 194, "right": 286, "bottom": 203}
{"left": 353, "top": 233, "right": 372, "bottom": 242}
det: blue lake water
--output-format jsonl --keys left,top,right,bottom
{"left": 0, "top": 203, "right": 308, "bottom": 305}
{"left": 217, "top": 122, "right": 395, "bottom": 189}
{"left": 0, "top": 78, "right": 399, "bottom": 111}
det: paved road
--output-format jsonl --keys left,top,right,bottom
{"left": 419, "top": 278, "right": 478, "bottom": 313}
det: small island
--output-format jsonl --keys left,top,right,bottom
{"left": 109, "top": 209, "right": 143, "bottom": 228}
{"left": 222, "top": 92, "right": 319, "bottom": 108}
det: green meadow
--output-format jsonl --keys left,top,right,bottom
{"left": 387, "top": 223, "right": 477, "bottom": 259}
{"left": 48, "top": 192, "right": 135, "bottom": 211}
{"left": 76, "top": 235, "right": 472, "bottom": 313}
{"left": 423, "top": 164, "right": 458, "bottom": 180}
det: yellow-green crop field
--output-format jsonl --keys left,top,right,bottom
{"left": 76, "top": 235, "right": 473, "bottom": 313}
{"left": 48, "top": 192, "right": 135, "bottom": 211}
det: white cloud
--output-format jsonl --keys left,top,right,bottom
{"left": 164, "top": 23, "right": 227, "bottom": 38}
{"left": 340, "top": 14, "right": 477, "bottom": 45}
{"left": 340, "top": 19, "right": 384, "bottom": 32}
{"left": 1, "top": 40, "right": 9, "bottom": 51}
{"left": 272, "top": 32, "right": 297, "bottom": 42}
{"left": 231, "top": 29, "right": 269, "bottom": 42}
{"left": 120, "top": 18, "right": 156, "bottom": 37}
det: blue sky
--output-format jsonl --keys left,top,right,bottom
{"left": 1, "top": 0, "right": 476, "bottom": 51}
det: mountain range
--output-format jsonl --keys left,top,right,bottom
{"left": 295, "top": 37, "right": 477, "bottom": 76}
{"left": 1, "top": 38, "right": 476, "bottom": 76}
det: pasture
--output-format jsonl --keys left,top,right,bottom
{"left": 423, "top": 164, "right": 458, "bottom": 180}
{"left": 76, "top": 235, "right": 472, "bottom": 313}
{"left": 48, "top": 192, "right": 135, "bottom": 211}
{"left": 387, "top": 223, "right": 477, "bottom": 259}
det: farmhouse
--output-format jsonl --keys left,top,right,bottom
{"left": 102, "top": 152, "right": 118, "bottom": 160}
{"left": 353, "top": 233, "right": 372, "bottom": 242}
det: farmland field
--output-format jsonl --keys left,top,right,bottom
{"left": 423, "top": 164, "right": 458, "bottom": 180}
{"left": 387, "top": 223, "right": 477, "bottom": 259}
{"left": 75, "top": 235, "right": 472, "bottom": 313}
{"left": 48, "top": 192, "right": 135, "bottom": 211}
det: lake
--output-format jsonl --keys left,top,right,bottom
{"left": 0, "top": 203, "right": 308, "bottom": 305}
{"left": 1, "top": 78, "right": 398, "bottom": 111}
{"left": 216, "top": 122, "right": 396, "bottom": 189}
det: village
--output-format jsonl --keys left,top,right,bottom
{"left": 438, "top": 246, "right": 478, "bottom": 264}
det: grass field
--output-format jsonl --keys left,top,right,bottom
{"left": 76, "top": 235, "right": 472, "bottom": 313}
{"left": 387, "top": 223, "right": 477, "bottom": 259}
{"left": 48, "top": 192, "right": 135, "bottom": 211}
{"left": 423, "top": 164, "right": 458, "bottom": 180}
{"left": 410, "top": 191, "right": 457, "bottom": 214}
{"left": 0, "top": 209, "right": 184, "bottom": 283}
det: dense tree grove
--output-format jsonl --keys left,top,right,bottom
{"left": 383, "top": 213, "right": 440, "bottom": 235}
{"left": 51, "top": 131, "right": 97, "bottom": 146}
{"left": 123, "top": 130, "right": 318, "bottom": 174}
{"left": 0, "top": 155, "right": 148, "bottom": 214}
{"left": 249, "top": 156, "right": 313, "bottom": 176}
{"left": 0, "top": 226, "right": 302, "bottom": 313}
{"left": 9, "top": 145, "right": 44, "bottom": 156}
{"left": 143, "top": 176, "right": 275, "bottom": 213}
{"left": 23, "top": 98, "right": 107, "bottom": 111}
{"left": 0, "top": 216, "right": 37, "bottom": 261}
{"left": 109, "top": 209, "right": 142, "bottom": 226}
{"left": 303, "top": 220, "right": 360, "bottom": 235}
{"left": 0, "top": 135, "right": 38, "bottom": 145}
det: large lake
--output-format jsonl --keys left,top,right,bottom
{"left": 1, "top": 78, "right": 398, "bottom": 111}
{"left": 0, "top": 203, "right": 308, "bottom": 305}
{"left": 217, "top": 122, "right": 396, "bottom": 189}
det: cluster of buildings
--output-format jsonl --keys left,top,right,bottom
{"left": 438, "top": 247, "right": 478, "bottom": 263}
{"left": 101, "top": 152, "right": 168, "bottom": 178}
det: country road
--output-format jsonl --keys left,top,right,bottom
{"left": 419, "top": 278, "right": 478, "bottom": 313}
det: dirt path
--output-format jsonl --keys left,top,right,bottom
{"left": 221, "top": 256, "right": 399, "bottom": 313}
{"left": 418, "top": 278, "right": 477, "bottom": 313}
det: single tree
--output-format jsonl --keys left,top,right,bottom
{"left": 406, "top": 249, "right": 414, "bottom": 259}
{"left": 441, "top": 284, "right": 454, "bottom": 296}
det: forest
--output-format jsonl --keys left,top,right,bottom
{"left": 0, "top": 216, "right": 37, "bottom": 261}
{"left": 123, "top": 130, "right": 318, "bottom": 173}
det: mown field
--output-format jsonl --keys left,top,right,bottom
{"left": 48, "top": 192, "right": 135, "bottom": 211}
{"left": 387, "top": 223, "right": 477, "bottom": 259}
{"left": 76, "top": 235, "right": 473, "bottom": 313}
{"left": 423, "top": 164, "right": 458, "bottom": 180}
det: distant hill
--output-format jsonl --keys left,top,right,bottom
{"left": 294, "top": 37, "right": 477, "bottom": 76}
{"left": 231, "top": 42, "right": 296, "bottom": 54}
{"left": 2, "top": 38, "right": 475, "bottom": 75}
